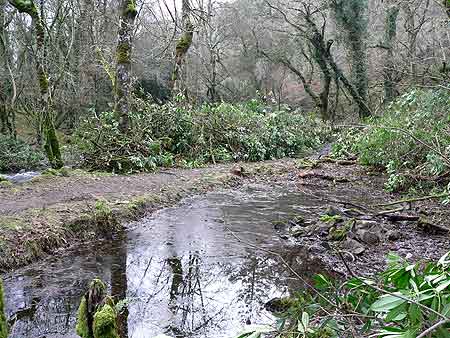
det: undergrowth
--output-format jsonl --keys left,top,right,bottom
{"left": 0, "top": 135, "right": 45, "bottom": 173}
{"left": 75, "top": 97, "right": 330, "bottom": 173}
{"left": 332, "top": 89, "right": 450, "bottom": 194}
{"left": 235, "top": 252, "right": 450, "bottom": 338}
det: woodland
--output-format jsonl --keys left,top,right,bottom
{"left": 0, "top": 0, "right": 450, "bottom": 337}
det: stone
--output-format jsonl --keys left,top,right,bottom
{"left": 324, "top": 206, "right": 342, "bottom": 217}
{"left": 386, "top": 230, "right": 401, "bottom": 241}
{"left": 290, "top": 225, "right": 307, "bottom": 237}
{"left": 341, "top": 238, "right": 366, "bottom": 255}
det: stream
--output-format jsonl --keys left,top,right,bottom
{"left": 3, "top": 183, "right": 330, "bottom": 338}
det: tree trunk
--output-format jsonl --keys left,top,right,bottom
{"left": 332, "top": 0, "right": 369, "bottom": 118}
{"left": 0, "top": 278, "right": 7, "bottom": 338}
{"left": 115, "top": 0, "right": 138, "bottom": 133}
{"left": 383, "top": 6, "right": 400, "bottom": 104}
{"left": 8, "top": 0, "right": 63, "bottom": 168}
{"left": 171, "top": 0, "right": 194, "bottom": 97}
{"left": 402, "top": 5, "right": 418, "bottom": 84}
{"left": 0, "top": 0, "right": 14, "bottom": 137}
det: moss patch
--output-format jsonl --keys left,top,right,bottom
{"left": 93, "top": 304, "right": 119, "bottom": 338}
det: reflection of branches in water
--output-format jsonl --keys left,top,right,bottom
{"left": 226, "top": 255, "right": 285, "bottom": 324}
{"left": 166, "top": 253, "right": 228, "bottom": 338}
{"left": 8, "top": 296, "right": 78, "bottom": 338}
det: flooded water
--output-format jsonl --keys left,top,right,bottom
{"left": 2, "top": 183, "right": 329, "bottom": 338}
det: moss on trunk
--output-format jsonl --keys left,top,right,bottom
{"left": 0, "top": 279, "right": 7, "bottom": 338}
{"left": 115, "top": 0, "right": 138, "bottom": 133}
{"left": 93, "top": 303, "right": 120, "bottom": 338}
{"left": 77, "top": 279, "right": 120, "bottom": 338}
{"left": 8, "top": 0, "right": 64, "bottom": 168}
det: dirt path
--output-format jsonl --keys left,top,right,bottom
{"left": 0, "top": 167, "right": 214, "bottom": 214}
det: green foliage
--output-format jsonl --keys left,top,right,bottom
{"left": 0, "top": 279, "right": 7, "bottom": 338}
{"left": 75, "top": 98, "right": 330, "bottom": 173}
{"left": 0, "top": 135, "right": 45, "bottom": 172}
{"left": 332, "top": 89, "right": 450, "bottom": 192}
{"left": 237, "top": 252, "right": 450, "bottom": 338}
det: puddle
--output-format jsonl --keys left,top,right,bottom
{"left": 1, "top": 171, "right": 40, "bottom": 184}
{"left": 3, "top": 184, "right": 329, "bottom": 338}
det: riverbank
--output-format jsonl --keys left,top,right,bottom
{"left": 0, "top": 160, "right": 296, "bottom": 271}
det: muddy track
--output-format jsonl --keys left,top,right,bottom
{"left": 0, "top": 165, "right": 236, "bottom": 215}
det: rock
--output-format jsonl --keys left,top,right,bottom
{"left": 309, "top": 243, "right": 327, "bottom": 254}
{"left": 386, "top": 230, "right": 401, "bottom": 241}
{"left": 359, "top": 229, "right": 382, "bottom": 245}
{"left": 341, "top": 238, "right": 366, "bottom": 255}
{"left": 314, "top": 221, "right": 334, "bottom": 236}
{"left": 354, "top": 220, "right": 378, "bottom": 230}
{"left": 290, "top": 225, "right": 307, "bottom": 237}
{"left": 353, "top": 220, "right": 382, "bottom": 245}
{"left": 324, "top": 206, "right": 342, "bottom": 217}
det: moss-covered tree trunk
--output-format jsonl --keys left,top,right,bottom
{"left": 332, "top": 0, "right": 370, "bottom": 118}
{"left": 383, "top": 6, "right": 400, "bottom": 104}
{"left": 0, "top": 0, "right": 15, "bottom": 137}
{"left": 115, "top": 0, "right": 138, "bottom": 133}
{"left": 8, "top": 0, "right": 63, "bottom": 168}
{"left": 445, "top": 0, "right": 450, "bottom": 18}
{"left": 0, "top": 279, "right": 7, "bottom": 338}
{"left": 171, "top": 0, "right": 194, "bottom": 97}
{"left": 76, "top": 279, "right": 120, "bottom": 338}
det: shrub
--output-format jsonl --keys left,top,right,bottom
{"left": 236, "top": 252, "right": 450, "bottom": 338}
{"left": 332, "top": 89, "right": 450, "bottom": 192}
{"left": 0, "top": 135, "right": 45, "bottom": 173}
{"left": 75, "top": 98, "right": 330, "bottom": 173}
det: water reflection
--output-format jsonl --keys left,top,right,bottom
{"left": 3, "top": 184, "right": 329, "bottom": 338}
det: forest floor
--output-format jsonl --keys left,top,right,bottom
{"left": 0, "top": 158, "right": 449, "bottom": 275}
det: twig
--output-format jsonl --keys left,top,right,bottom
{"left": 416, "top": 319, "right": 450, "bottom": 338}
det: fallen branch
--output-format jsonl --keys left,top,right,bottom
{"left": 298, "top": 171, "right": 350, "bottom": 183}
{"left": 320, "top": 157, "right": 357, "bottom": 166}
{"left": 373, "top": 193, "right": 448, "bottom": 208}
